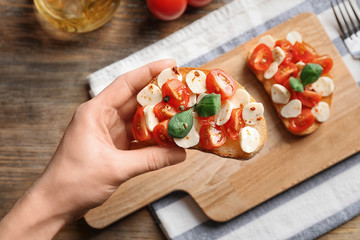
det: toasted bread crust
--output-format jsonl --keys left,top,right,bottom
{"left": 144, "top": 67, "right": 267, "bottom": 159}
{"left": 247, "top": 42, "right": 333, "bottom": 136}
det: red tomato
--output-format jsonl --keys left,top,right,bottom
{"left": 153, "top": 120, "right": 175, "bottom": 147}
{"left": 275, "top": 39, "right": 293, "bottom": 52}
{"left": 206, "top": 69, "right": 237, "bottom": 101}
{"left": 162, "top": 79, "right": 190, "bottom": 109}
{"left": 154, "top": 102, "right": 179, "bottom": 122}
{"left": 199, "top": 124, "right": 226, "bottom": 150}
{"left": 249, "top": 44, "right": 273, "bottom": 71}
{"left": 312, "top": 55, "right": 333, "bottom": 74}
{"left": 188, "top": 0, "right": 212, "bottom": 7}
{"left": 133, "top": 107, "right": 152, "bottom": 141}
{"left": 275, "top": 40, "right": 293, "bottom": 63}
{"left": 223, "top": 108, "right": 245, "bottom": 140}
{"left": 146, "top": 0, "right": 187, "bottom": 21}
{"left": 292, "top": 42, "right": 314, "bottom": 63}
{"left": 296, "top": 90, "right": 322, "bottom": 108}
{"left": 289, "top": 108, "right": 315, "bottom": 133}
{"left": 274, "top": 62, "right": 299, "bottom": 84}
{"left": 197, "top": 116, "right": 215, "bottom": 125}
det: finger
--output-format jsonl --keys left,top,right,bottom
{"left": 117, "top": 95, "right": 138, "bottom": 121}
{"left": 98, "top": 59, "right": 176, "bottom": 108}
{"left": 125, "top": 120, "right": 134, "bottom": 142}
{"left": 115, "top": 146, "right": 186, "bottom": 180}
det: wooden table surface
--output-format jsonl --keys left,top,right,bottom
{"left": 0, "top": 0, "right": 359, "bottom": 239}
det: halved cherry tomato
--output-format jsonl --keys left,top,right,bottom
{"left": 292, "top": 42, "right": 314, "bottom": 63}
{"left": 146, "top": 0, "right": 187, "bottom": 21}
{"left": 154, "top": 102, "right": 179, "bottom": 122}
{"left": 162, "top": 79, "right": 190, "bottom": 109}
{"left": 275, "top": 39, "right": 293, "bottom": 52}
{"left": 274, "top": 62, "right": 298, "bottom": 84}
{"left": 133, "top": 107, "right": 152, "bottom": 141}
{"left": 153, "top": 120, "right": 175, "bottom": 147}
{"left": 206, "top": 69, "right": 237, "bottom": 101}
{"left": 197, "top": 116, "right": 215, "bottom": 125}
{"left": 199, "top": 124, "right": 226, "bottom": 150}
{"left": 289, "top": 108, "right": 315, "bottom": 133}
{"left": 249, "top": 44, "right": 273, "bottom": 71}
{"left": 296, "top": 90, "right": 322, "bottom": 108}
{"left": 312, "top": 55, "right": 333, "bottom": 74}
{"left": 223, "top": 108, "right": 245, "bottom": 140}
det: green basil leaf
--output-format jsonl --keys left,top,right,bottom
{"left": 300, "top": 63, "right": 323, "bottom": 86}
{"left": 289, "top": 77, "right": 304, "bottom": 92}
{"left": 195, "top": 93, "right": 221, "bottom": 117}
{"left": 168, "top": 107, "right": 194, "bottom": 138}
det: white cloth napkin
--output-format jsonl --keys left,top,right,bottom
{"left": 87, "top": 0, "right": 360, "bottom": 239}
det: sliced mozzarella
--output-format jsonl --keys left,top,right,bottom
{"left": 286, "top": 31, "right": 302, "bottom": 45}
{"left": 137, "top": 84, "right": 162, "bottom": 107}
{"left": 144, "top": 105, "right": 159, "bottom": 132}
{"left": 187, "top": 94, "right": 197, "bottom": 107}
{"left": 240, "top": 127, "right": 260, "bottom": 153}
{"left": 174, "top": 124, "right": 200, "bottom": 148}
{"left": 306, "top": 76, "right": 334, "bottom": 97}
{"left": 271, "top": 84, "right": 291, "bottom": 104}
{"left": 272, "top": 47, "right": 285, "bottom": 65}
{"left": 296, "top": 61, "right": 305, "bottom": 68}
{"left": 197, "top": 93, "right": 208, "bottom": 103}
{"left": 280, "top": 99, "right": 302, "bottom": 118}
{"left": 157, "top": 67, "right": 182, "bottom": 88}
{"left": 243, "top": 102, "right": 264, "bottom": 125}
{"left": 215, "top": 101, "right": 233, "bottom": 126}
{"left": 229, "top": 89, "right": 250, "bottom": 108}
{"left": 185, "top": 70, "right": 207, "bottom": 94}
{"left": 264, "top": 62, "right": 278, "bottom": 79}
{"left": 311, "top": 101, "right": 330, "bottom": 122}
{"left": 192, "top": 112, "right": 201, "bottom": 132}
{"left": 258, "top": 35, "right": 276, "bottom": 48}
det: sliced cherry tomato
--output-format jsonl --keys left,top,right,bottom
{"left": 274, "top": 62, "right": 298, "bottom": 84}
{"left": 312, "top": 55, "right": 333, "bottom": 74}
{"left": 275, "top": 39, "right": 293, "bottom": 52}
{"left": 133, "top": 107, "right": 152, "bottom": 141}
{"left": 206, "top": 69, "right": 237, "bottom": 101}
{"left": 249, "top": 44, "right": 273, "bottom": 71}
{"left": 296, "top": 90, "right": 322, "bottom": 108}
{"left": 154, "top": 102, "right": 179, "bottom": 122}
{"left": 153, "top": 120, "right": 175, "bottom": 147}
{"left": 162, "top": 79, "right": 190, "bottom": 109}
{"left": 289, "top": 108, "right": 315, "bottom": 133}
{"left": 275, "top": 40, "right": 294, "bottom": 64}
{"left": 199, "top": 124, "right": 226, "bottom": 150}
{"left": 292, "top": 42, "right": 314, "bottom": 63}
{"left": 197, "top": 116, "right": 215, "bottom": 125}
{"left": 146, "top": 0, "right": 187, "bottom": 21}
{"left": 188, "top": 0, "right": 212, "bottom": 7}
{"left": 223, "top": 108, "right": 245, "bottom": 140}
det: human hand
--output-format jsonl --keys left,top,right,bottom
{"left": 0, "top": 59, "right": 186, "bottom": 240}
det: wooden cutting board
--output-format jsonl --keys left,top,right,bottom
{"left": 84, "top": 12, "right": 360, "bottom": 229}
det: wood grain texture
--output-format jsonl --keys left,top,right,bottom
{"left": 0, "top": 0, "right": 359, "bottom": 239}
{"left": 85, "top": 11, "right": 360, "bottom": 230}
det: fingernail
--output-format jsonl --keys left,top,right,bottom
{"left": 168, "top": 147, "right": 186, "bottom": 164}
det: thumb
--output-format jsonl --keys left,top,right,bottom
{"left": 118, "top": 146, "right": 187, "bottom": 180}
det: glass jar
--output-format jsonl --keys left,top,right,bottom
{"left": 34, "top": 0, "right": 121, "bottom": 33}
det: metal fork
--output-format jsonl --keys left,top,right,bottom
{"left": 331, "top": 0, "right": 360, "bottom": 58}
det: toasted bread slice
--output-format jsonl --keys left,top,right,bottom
{"left": 247, "top": 33, "right": 334, "bottom": 136}
{"left": 134, "top": 67, "right": 267, "bottom": 159}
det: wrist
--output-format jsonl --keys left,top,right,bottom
{"left": 0, "top": 180, "right": 67, "bottom": 240}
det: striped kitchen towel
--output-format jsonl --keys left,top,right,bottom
{"left": 87, "top": 0, "right": 360, "bottom": 239}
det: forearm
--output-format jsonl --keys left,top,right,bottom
{"left": 0, "top": 181, "right": 66, "bottom": 240}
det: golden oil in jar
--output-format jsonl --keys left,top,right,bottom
{"left": 34, "top": 0, "right": 120, "bottom": 33}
